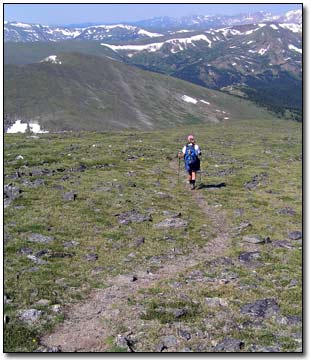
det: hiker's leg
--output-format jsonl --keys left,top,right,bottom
{"left": 191, "top": 171, "right": 196, "bottom": 189}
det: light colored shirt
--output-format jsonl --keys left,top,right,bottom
{"left": 182, "top": 143, "right": 201, "bottom": 156}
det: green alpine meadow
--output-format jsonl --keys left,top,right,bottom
{"left": 3, "top": 4, "right": 302, "bottom": 353}
{"left": 4, "top": 119, "right": 302, "bottom": 352}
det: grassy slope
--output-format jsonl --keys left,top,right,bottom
{"left": 4, "top": 119, "right": 302, "bottom": 352}
{"left": 4, "top": 41, "right": 122, "bottom": 65}
{"left": 4, "top": 52, "right": 276, "bottom": 132}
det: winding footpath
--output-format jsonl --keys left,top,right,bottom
{"left": 41, "top": 163, "right": 231, "bottom": 352}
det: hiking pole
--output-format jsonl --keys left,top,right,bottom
{"left": 178, "top": 156, "right": 181, "bottom": 184}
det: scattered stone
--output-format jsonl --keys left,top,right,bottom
{"left": 271, "top": 240, "right": 294, "bottom": 249}
{"left": 84, "top": 253, "right": 98, "bottom": 262}
{"left": 4, "top": 184, "right": 22, "bottom": 207}
{"left": 28, "top": 233, "right": 55, "bottom": 244}
{"left": 62, "top": 191, "right": 77, "bottom": 201}
{"left": 47, "top": 252, "right": 74, "bottom": 259}
{"left": 155, "top": 343, "right": 168, "bottom": 352}
{"left": 207, "top": 256, "right": 234, "bottom": 267}
{"left": 18, "top": 309, "right": 43, "bottom": 324}
{"left": 134, "top": 237, "right": 145, "bottom": 247}
{"left": 50, "top": 304, "right": 62, "bottom": 313}
{"left": 162, "top": 211, "right": 182, "bottom": 218}
{"left": 234, "top": 208, "right": 245, "bottom": 216}
{"left": 242, "top": 235, "right": 271, "bottom": 244}
{"left": 35, "top": 249, "right": 49, "bottom": 257}
{"left": 27, "top": 255, "right": 49, "bottom": 265}
{"left": 116, "top": 209, "right": 152, "bottom": 225}
{"left": 178, "top": 329, "right": 191, "bottom": 341}
{"left": 240, "top": 298, "right": 280, "bottom": 318}
{"left": 63, "top": 240, "right": 80, "bottom": 248}
{"left": 154, "top": 191, "right": 172, "bottom": 199}
{"left": 205, "top": 297, "right": 228, "bottom": 307}
{"left": 181, "top": 347, "right": 193, "bottom": 352}
{"left": 235, "top": 222, "right": 252, "bottom": 233}
{"left": 51, "top": 184, "right": 64, "bottom": 191}
{"left": 161, "top": 335, "right": 178, "bottom": 348}
{"left": 127, "top": 181, "right": 136, "bottom": 187}
{"left": 116, "top": 335, "right": 134, "bottom": 352}
{"left": 214, "top": 338, "right": 245, "bottom": 352}
{"left": 288, "top": 231, "right": 302, "bottom": 240}
{"left": 91, "top": 267, "right": 105, "bottom": 275}
{"left": 244, "top": 173, "right": 268, "bottom": 190}
{"left": 286, "top": 279, "right": 298, "bottom": 288}
{"left": 4, "top": 294, "right": 12, "bottom": 305}
{"left": 35, "top": 299, "right": 50, "bottom": 306}
{"left": 154, "top": 218, "right": 188, "bottom": 229}
{"left": 238, "top": 251, "right": 261, "bottom": 262}
{"left": 19, "top": 247, "right": 33, "bottom": 255}
{"left": 277, "top": 207, "right": 296, "bottom": 216}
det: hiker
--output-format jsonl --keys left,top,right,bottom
{"left": 178, "top": 134, "right": 201, "bottom": 190}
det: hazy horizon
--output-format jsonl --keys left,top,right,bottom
{"left": 4, "top": 3, "right": 302, "bottom": 26}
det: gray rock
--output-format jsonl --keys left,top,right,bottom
{"left": 28, "top": 233, "right": 55, "bottom": 244}
{"left": 4, "top": 184, "right": 22, "bottom": 207}
{"left": 62, "top": 191, "right": 77, "bottom": 201}
{"left": 19, "top": 247, "right": 33, "bottom": 255}
{"left": 271, "top": 240, "right": 294, "bottom": 249}
{"left": 288, "top": 231, "right": 302, "bottom": 240}
{"left": 116, "top": 209, "right": 152, "bottom": 225}
{"left": 63, "top": 240, "right": 80, "bottom": 248}
{"left": 240, "top": 298, "right": 280, "bottom": 318}
{"left": 134, "top": 237, "right": 145, "bottom": 247}
{"left": 205, "top": 297, "right": 228, "bottom": 307}
{"left": 161, "top": 335, "right": 178, "bottom": 348}
{"left": 27, "top": 255, "right": 49, "bottom": 265}
{"left": 178, "top": 329, "right": 191, "bottom": 341}
{"left": 242, "top": 235, "right": 262, "bottom": 244}
{"left": 278, "top": 207, "right": 296, "bottom": 216}
{"left": 154, "top": 218, "right": 188, "bottom": 229}
{"left": 239, "top": 251, "right": 261, "bottom": 262}
{"left": 214, "top": 338, "right": 244, "bottom": 352}
{"left": 84, "top": 253, "right": 98, "bottom": 261}
{"left": 116, "top": 335, "right": 134, "bottom": 352}
{"left": 19, "top": 309, "right": 43, "bottom": 324}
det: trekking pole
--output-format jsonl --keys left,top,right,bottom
{"left": 178, "top": 156, "right": 181, "bottom": 184}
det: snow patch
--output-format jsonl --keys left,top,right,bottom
{"left": 101, "top": 33, "right": 212, "bottom": 54}
{"left": 6, "top": 120, "right": 49, "bottom": 134}
{"left": 258, "top": 45, "right": 270, "bottom": 55}
{"left": 11, "top": 22, "right": 32, "bottom": 28}
{"left": 270, "top": 24, "right": 279, "bottom": 30}
{"left": 279, "top": 23, "right": 302, "bottom": 33}
{"left": 200, "top": 100, "right": 210, "bottom": 105}
{"left": 182, "top": 95, "right": 198, "bottom": 104}
{"left": 41, "top": 55, "right": 62, "bottom": 64}
{"left": 288, "top": 44, "right": 302, "bottom": 53}
{"left": 138, "top": 29, "right": 163, "bottom": 37}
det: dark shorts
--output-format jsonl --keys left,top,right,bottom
{"left": 185, "top": 159, "right": 200, "bottom": 173}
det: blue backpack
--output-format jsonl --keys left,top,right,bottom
{"left": 184, "top": 145, "right": 197, "bottom": 165}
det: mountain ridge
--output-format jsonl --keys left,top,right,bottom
{"left": 4, "top": 52, "right": 276, "bottom": 132}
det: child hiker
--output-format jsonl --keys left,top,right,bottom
{"left": 178, "top": 134, "right": 201, "bottom": 190}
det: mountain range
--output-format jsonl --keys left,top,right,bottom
{"left": 4, "top": 9, "right": 302, "bottom": 131}
{"left": 4, "top": 10, "right": 301, "bottom": 42}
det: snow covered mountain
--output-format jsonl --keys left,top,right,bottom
{"left": 4, "top": 9, "right": 301, "bottom": 42}
{"left": 4, "top": 22, "right": 164, "bottom": 42}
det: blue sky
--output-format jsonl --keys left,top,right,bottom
{"left": 4, "top": 3, "right": 302, "bottom": 25}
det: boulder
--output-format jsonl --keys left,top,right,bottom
{"left": 154, "top": 218, "right": 188, "bottom": 229}
{"left": 240, "top": 298, "right": 280, "bottom": 318}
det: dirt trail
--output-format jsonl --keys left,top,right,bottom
{"left": 41, "top": 162, "right": 231, "bottom": 352}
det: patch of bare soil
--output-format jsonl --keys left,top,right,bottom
{"left": 41, "top": 163, "right": 231, "bottom": 352}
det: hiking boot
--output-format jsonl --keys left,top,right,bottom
{"left": 190, "top": 183, "right": 196, "bottom": 190}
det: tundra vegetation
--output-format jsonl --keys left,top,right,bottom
{"left": 4, "top": 118, "right": 302, "bottom": 352}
